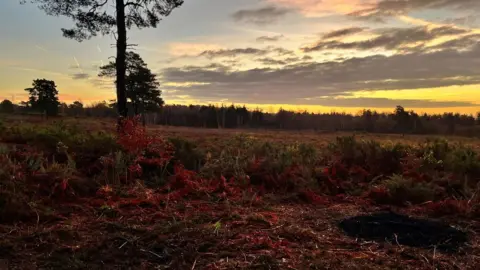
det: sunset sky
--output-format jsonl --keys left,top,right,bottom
{"left": 1, "top": 0, "right": 480, "bottom": 114}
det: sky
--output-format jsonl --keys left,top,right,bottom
{"left": 1, "top": 0, "right": 480, "bottom": 114}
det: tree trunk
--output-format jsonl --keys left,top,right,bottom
{"left": 141, "top": 101, "right": 146, "bottom": 127}
{"left": 115, "top": 0, "right": 128, "bottom": 122}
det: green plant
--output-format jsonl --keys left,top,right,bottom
{"left": 168, "top": 137, "right": 204, "bottom": 171}
{"left": 99, "top": 151, "right": 130, "bottom": 185}
{"left": 420, "top": 138, "right": 451, "bottom": 161}
{"left": 328, "top": 136, "right": 358, "bottom": 162}
{"left": 200, "top": 135, "right": 257, "bottom": 179}
{"left": 370, "top": 174, "right": 441, "bottom": 205}
{"left": 445, "top": 146, "right": 480, "bottom": 175}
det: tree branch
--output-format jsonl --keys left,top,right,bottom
{"left": 89, "top": 0, "right": 109, "bottom": 13}
{"left": 124, "top": 1, "right": 144, "bottom": 8}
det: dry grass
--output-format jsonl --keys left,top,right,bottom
{"left": 0, "top": 114, "right": 479, "bottom": 269}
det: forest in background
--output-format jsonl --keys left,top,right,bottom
{"left": 2, "top": 98, "right": 480, "bottom": 137}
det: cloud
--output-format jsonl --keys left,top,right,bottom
{"left": 350, "top": 0, "right": 480, "bottom": 21}
{"left": 322, "top": 27, "right": 367, "bottom": 39}
{"left": 222, "top": 59, "right": 242, "bottom": 67}
{"left": 161, "top": 43, "right": 480, "bottom": 105}
{"left": 269, "top": 47, "right": 296, "bottom": 56}
{"left": 302, "top": 25, "right": 470, "bottom": 52}
{"left": 89, "top": 77, "right": 115, "bottom": 90}
{"left": 267, "top": 0, "right": 480, "bottom": 22}
{"left": 256, "top": 57, "right": 287, "bottom": 65}
{"left": 7, "top": 66, "right": 68, "bottom": 78}
{"left": 199, "top": 48, "right": 269, "bottom": 59}
{"left": 35, "top": 45, "right": 48, "bottom": 52}
{"left": 168, "top": 42, "right": 223, "bottom": 57}
{"left": 232, "top": 6, "right": 292, "bottom": 25}
{"left": 444, "top": 15, "right": 478, "bottom": 26}
{"left": 257, "top": 55, "right": 311, "bottom": 66}
{"left": 71, "top": 73, "right": 90, "bottom": 80}
{"left": 181, "top": 63, "right": 233, "bottom": 72}
{"left": 196, "top": 46, "right": 295, "bottom": 59}
{"left": 267, "top": 0, "right": 372, "bottom": 17}
{"left": 430, "top": 34, "right": 480, "bottom": 51}
{"left": 256, "top": 35, "right": 285, "bottom": 42}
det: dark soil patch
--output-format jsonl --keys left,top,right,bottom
{"left": 338, "top": 212, "right": 468, "bottom": 252}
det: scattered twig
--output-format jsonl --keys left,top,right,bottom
{"left": 118, "top": 241, "right": 128, "bottom": 249}
{"left": 191, "top": 257, "right": 198, "bottom": 270}
{"left": 140, "top": 248, "right": 164, "bottom": 259}
{"left": 394, "top": 233, "right": 404, "bottom": 252}
{"left": 421, "top": 254, "right": 430, "bottom": 264}
{"left": 261, "top": 223, "right": 285, "bottom": 231}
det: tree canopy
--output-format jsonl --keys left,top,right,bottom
{"left": 0, "top": 100, "right": 15, "bottom": 113}
{"left": 24, "top": 79, "right": 60, "bottom": 116}
{"left": 99, "top": 51, "right": 164, "bottom": 116}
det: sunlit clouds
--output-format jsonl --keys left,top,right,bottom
{"left": 0, "top": 0, "right": 479, "bottom": 113}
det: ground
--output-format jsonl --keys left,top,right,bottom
{"left": 0, "top": 115, "right": 479, "bottom": 269}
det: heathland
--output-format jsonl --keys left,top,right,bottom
{"left": 0, "top": 115, "right": 479, "bottom": 269}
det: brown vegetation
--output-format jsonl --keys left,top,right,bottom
{"left": 0, "top": 115, "right": 479, "bottom": 269}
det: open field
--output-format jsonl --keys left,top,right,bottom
{"left": 0, "top": 115, "right": 479, "bottom": 269}
{"left": 3, "top": 114, "right": 480, "bottom": 150}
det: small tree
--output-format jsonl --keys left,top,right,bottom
{"left": 22, "top": 0, "right": 183, "bottom": 121}
{"left": 99, "top": 51, "right": 163, "bottom": 125}
{"left": 0, "top": 99, "right": 15, "bottom": 113}
{"left": 24, "top": 79, "right": 60, "bottom": 116}
{"left": 70, "top": 101, "right": 84, "bottom": 109}
{"left": 361, "top": 109, "right": 375, "bottom": 132}
{"left": 393, "top": 105, "right": 411, "bottom": 134}
{"left": 443, "top": 113, "right": 456, "bottom": 135}
{"left": 68, "top": 101, "right": 84, "bottom": 117}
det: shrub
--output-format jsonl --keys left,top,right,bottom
{"left": 200, "top": 134, "right": 258, "bottom": 179}
{"left": 445, "top": 145, "right": 480, "bottom": 176}
{"left": 98, "top": 116, "right": 173, "bottom": 186}
{"left": 168, "top": 137, "right": 204, "bottom": 171}
{"left": 328, "top": 136, "right": 409, "bottom": 177}
{"left": 0, "top": 121, "right": 118, "bottom": 156}
{"left": 328, "top": 136, "right": 359, "bottom": 164}
{"left": 426, "top": 199, "right": 473, "bottom": 217}
{"left": 368, "top": 174, "right": 442, "bottom": 205}
{"left": 420, "top": 138, "right": 451, "bottom": 161}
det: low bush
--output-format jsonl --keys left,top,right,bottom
{"left": 0, "top": 121, "right": 118, "bottom": 156}
{"left": 327, "top": 136, "right": 410, "bottom": 179}
{"left": 368, "top": 174, "right": 443, "bottom": 205}
{"left": 168, "top": 137, "right": 205, "bottom": 171}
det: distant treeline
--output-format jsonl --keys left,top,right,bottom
{"left": 1, "top": 99, "right": 480, "bottom": 137}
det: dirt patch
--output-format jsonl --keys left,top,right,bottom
{"left": 338, "top": 212, "right": 468, "bottom": 252}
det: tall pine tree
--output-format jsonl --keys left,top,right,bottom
{"left": 21, "top": 0, "right": 183, "bottom": 121}
{"left": 99, "top": 51, "right": 163, "bottom": 124}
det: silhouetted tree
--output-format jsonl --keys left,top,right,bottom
{"left": 99, "top": 51, "right": 163, "bottom": 124}
{"left": 361, "top": 109, "right": 375, "bottom": 132}
{"left": 68, "top": 101, "right": 84, "bottom": 116}
{"left": 443, "top": 113, "right": 456, "bottom": 134}
{"left": 24, "top": 79, "right": 60, "bottom": 116}
{"left": 22, "top": 0, "right": 184, "bottom": 120}
{"left": 59, "top": 102, "right": 69, "bottom": 115}
{"left": 0, "top": 99, "right": 15, "bottom": 113}
{"left": 393, "top": 106, "right": 410, "bottom": 134}
{"left": 251, "top": 108, "right": 264, "bottom": 128}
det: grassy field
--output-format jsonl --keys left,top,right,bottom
{"left": 0, "top": 115, "right": 479, "bottom": 269}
